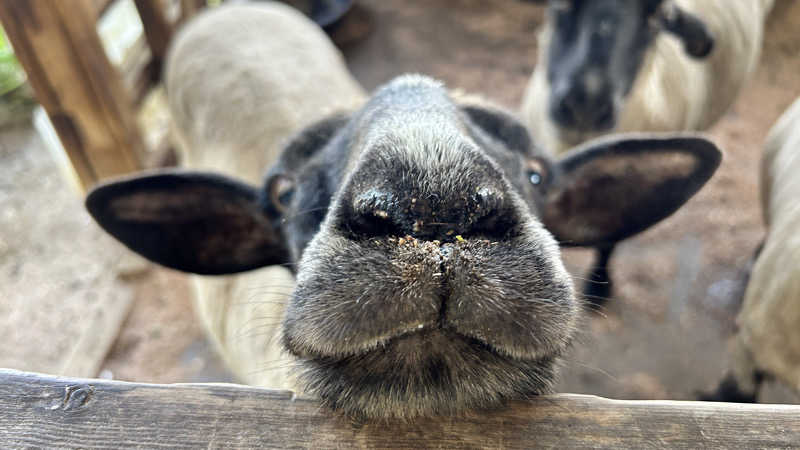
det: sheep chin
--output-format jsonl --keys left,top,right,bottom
{"left": 293, "top": 329, "right": 564, "bottom": 421}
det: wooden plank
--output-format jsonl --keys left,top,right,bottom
{"left": 133, "top": 0, "right": 173, "bottom": 71}
{"left": 2, "top": 369, "right": 799, "bottom": 449}
{"left": 123, "top": 41, "right": 157, "bottom": 106}
{"left": 57, "top": 280, "right": 136, "bottom": 378}
{"left": 0, "top": 0, "right": 144, "bottom": 190}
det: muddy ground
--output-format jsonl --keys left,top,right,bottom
{"left": 5, "top": 0, "right": 800, "bottom": 404}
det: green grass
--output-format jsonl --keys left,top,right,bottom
{"left": 0, "top": 28, "right": 27, "bottom": 96}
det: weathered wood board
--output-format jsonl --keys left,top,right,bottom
{"left": 2, "top": 369, "right": 799, "bottom": 449}
{"left": 0, "top": 0, "right": 146, "bottom": 190}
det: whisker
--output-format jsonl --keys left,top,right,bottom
{"left": 235, "top": 322, "right": 286, "bottom": 339}
{"left": 562, "top": 359, "right": 620, "bottom": 383}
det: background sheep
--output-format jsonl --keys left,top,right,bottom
{"left": 522, "top": 0, "right": 774, "bottom": 154}
{"left": 162, "top": 1, "right": 365, "bottom": 390}
{"left": 86, "top": 2, "right": 721, "bottom": 418}
{"left": 520, "top": 0, "right": 773, "bottom": 302}
{"left": 701, "top": 96, "right": 800, "bottom": 402}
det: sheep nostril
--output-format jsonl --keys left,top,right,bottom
{"left": 347, "top": 188, "right": 401, "bottom": 237}
{"left": 551, "top": 86, "right": 582, "bottom": 128}
{"left": 476, "top": 186, "right": 502, "bottom": 211}
{"left": 342, "top": 181, "right": 515, "bottom": 241}
{"left": 463, "top": 186, "right": 516, "bottom": 240}
{"left": 593, "top": 101, "right": 615, "bottom": 129}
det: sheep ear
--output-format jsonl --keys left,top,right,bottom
{"left": 542, "top": 134, "right": 721, "bottom": 247}
{"left": 461, "top": 104, "right": 534, "bottom": 155}
{"left": 86, "top": 171, "right": 288, "bottom": 275}
{"left": 660, "top": 3, "right": 715, "bottom": 58}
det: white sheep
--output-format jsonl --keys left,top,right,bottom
{"left": 702, "top": 97, "right": 800, "bottom": 401}
{"left": 522, "top": 0, "right": 774, "bottom": 154}
{"left": 164, "top": 1, "right": 365, "bottom": 390}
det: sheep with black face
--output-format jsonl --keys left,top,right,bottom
{"left": 521, "top": 0, "right": 772, "bottom": 302}
{"left": 523, "top": 0, "right": 773, "bottom": 153}
{"left": 86, "top": 3, "right": 721, "bottom": 420}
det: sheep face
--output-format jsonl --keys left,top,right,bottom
{"left": 86, "top": 75, "right": 721, "bottom": 419}
{"left": 545, "top": 0, "right": 714, "bottom": 133}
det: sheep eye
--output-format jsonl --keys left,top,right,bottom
{"left": 269, "top": 175, "right": 295, "bottom": 214}
{"left": 526, "top": 159, "right": 547, "bottom": 187}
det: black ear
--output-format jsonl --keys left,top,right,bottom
{"left": 86, "top": 171, "right": 288, "bottom": 275}
{"left": 542, "top": 134, "right": 721, "bottom": 247}
{"left": 660, "top": 4, "right": 714, "bottom": 58}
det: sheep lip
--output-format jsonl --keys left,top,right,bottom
{"left": 302, "top": 327, "right": 543, "bottom": 363}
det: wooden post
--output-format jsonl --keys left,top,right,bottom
{"left": 2, "top": 369, "right": 800, "bottom": 448}
{"left": 180, "top": 0, "right": 208, "bottom": 22}
{"left": 133, "top": 0, "right": 173, "bottom": 72}
{"left": 0, "top": 0, "right": 144, "bottom": 191}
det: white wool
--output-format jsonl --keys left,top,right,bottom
{"left": 165, "top": 2, "right": 366, "bottom": 389}
{"left": 522, "top": 0, "right": 774, "bottom": 154}
{"left": 736, "top": 96, "right": 800, "bottom": 392}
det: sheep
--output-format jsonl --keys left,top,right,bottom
{"left": 155, "top": 1, "right": 366, "bottom": 390}
{"left": 522, "top": 0, "right": 774, "bottom": 154}
{"left": 700, "top": 97, "right": 800, "bottom": 402}
{"left": 520, "top": 0, "right": 773, "bottom": 302}
{"left": 85, "top": 2, "right": 722, "bottom": 419}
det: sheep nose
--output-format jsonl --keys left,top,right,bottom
{"left": 550, "top": 82, "right": 616, "bottom": 131}
{"left": 343, "top": 183, "right": 515, "bottom": 242}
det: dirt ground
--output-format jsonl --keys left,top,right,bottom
{"left": 5, "top": 0, "right": 800, "bottom": 404}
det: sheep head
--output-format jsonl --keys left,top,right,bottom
{"left": 86, "top": 75, "right": 721, "bottom": 419}
{"left": 544, "top": 0, "right": 715, "bottom": 133}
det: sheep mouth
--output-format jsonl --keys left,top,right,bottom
{"left": 292, "top": 328, "right": 563, "bottom": 419}
{"left": 287, "top": 320, "right": 553, "bottom": 362}
{"left": 306, "top": 326, "right": 547, "bottom": 362}
{"left": 284, "top": 227, "right": 577, "bottom": 418}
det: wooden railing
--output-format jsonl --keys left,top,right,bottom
{"left": 0, "top": 0, "right": 204, "bottom": 191}
{"left": 2, "top": 369, "right": 799, "bottom": 448}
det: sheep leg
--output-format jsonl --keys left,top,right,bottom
{"left": 583, "top": 244, "right": 615, "bottom": 306}
{"left": 697, "top": 335, "right": 764, "bottom": 402}
{"left": 697, "top": 241, "right": 767, "bottom": 402}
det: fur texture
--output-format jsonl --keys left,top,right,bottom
{"left": 165, "top": 1, "right": 365, "bottom": 390}
{"left": 523, "top": 0, "right": 774, "bottom": 154}
{"left": 726, "top": 97, "right": 800, "bottom": 398}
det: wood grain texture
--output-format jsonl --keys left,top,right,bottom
{"left": 134, "top": 0, "right": 173, "bottom": 69}
{"left": 0, "top": 0, "right": 144, "bottom": 190}
{"left": 2, "top": 369, "right": 799, "bottom": 449}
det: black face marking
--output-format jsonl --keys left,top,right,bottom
{"left": 545, "top": 0, "right": 663, "bottom": 132}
